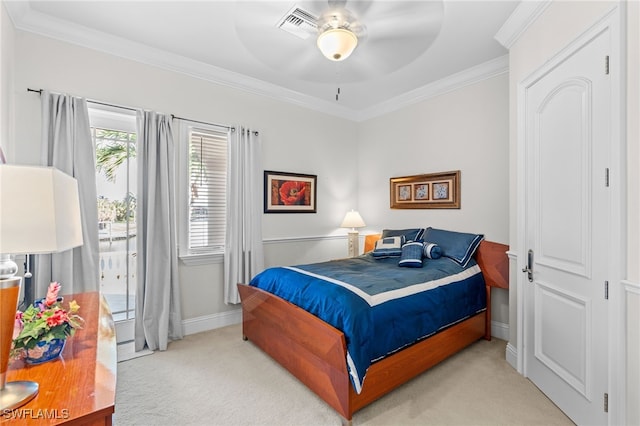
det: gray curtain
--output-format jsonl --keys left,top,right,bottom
{"left": 36, "top": 91, "right": 99, "bottom": 297}
{"left": 135, "top": 110, "right": 183, "bottom": 351}
{"left": 224, "top": 127, "right": 264, "bottom": 304}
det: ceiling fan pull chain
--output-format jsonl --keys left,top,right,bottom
{"left": 335, "top": 64, "right": 342, "bottom": 101}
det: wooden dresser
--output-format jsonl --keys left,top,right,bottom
{"left": 3, "top": 292, "right": 117, "bottom": 425}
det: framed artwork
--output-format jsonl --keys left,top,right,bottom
{"left": 390, "top": 170, "right": 460, "bottom": 209}
{"left": 264, "top": 170, "right": 317, "bottom": 213}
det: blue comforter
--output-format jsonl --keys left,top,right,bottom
{"left": 249, "top": 254, "right": 486, "bottom": 393}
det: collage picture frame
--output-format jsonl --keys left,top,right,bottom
{"left": 390, "top": 170, "right": 460, "bottom": 209}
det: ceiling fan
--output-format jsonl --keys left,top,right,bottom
{"left": 234, "top": 1, "right": 444, "bottom": 84}
{"left": 314, "top": 1, "right": 367, "bottom": 61}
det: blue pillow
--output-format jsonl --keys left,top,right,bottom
{"left": 422, "top": 227, "right": 484, "bottom": 267}
{"left": 423, "top": 242, "right": 443, "bottom": 259}
{"left": 382, "top": 228, "right": 425, "bottom": 242}
{"left": 372, "top": 236, "right": 405, "bottom": 258}
{"left": 398, "top": 241, "right": 424, "bottom": 268}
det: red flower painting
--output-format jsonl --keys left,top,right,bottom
{"left": 278, "top": 181, "right": 307, "bottom": 205}
{"left": 265, "top": 171, "right": 317, "bottom": 213}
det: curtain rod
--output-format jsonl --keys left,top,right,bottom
{"left": 27, "top": 88, "right": 257, "bottom": 135}
{"left": 170, "top": 114, "right": 234, "bottom": 132}
{"left": 28, "top": 88, "right": 137, "bottom": 112}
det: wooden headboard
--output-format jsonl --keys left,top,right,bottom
{"left": 363, "top": 233, "right": 382, "bottom": 253}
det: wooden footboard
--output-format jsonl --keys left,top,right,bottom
{"left": 238, "top": 240, "right": 508, "bottom": 422}
{"left": 238, "top": 284, "right": 352, "bottom": 417}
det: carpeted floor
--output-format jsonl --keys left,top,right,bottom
{"left": 114, "top": 324, "right": 574, "bottom": 426}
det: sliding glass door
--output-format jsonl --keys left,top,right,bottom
{"left": 89, "top": 106, "right": 137, "bottom": 344}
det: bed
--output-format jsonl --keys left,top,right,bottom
{"left": 238, "top": 228, "right": 509, "bottom": 424}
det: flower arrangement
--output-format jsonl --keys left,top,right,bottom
{"left": 11, "top": 282, "right": 83, "bottom": 358}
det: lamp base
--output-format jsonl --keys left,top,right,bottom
{"left": 347, "top": 231, "right": 360, "bottom": 258}
{"left": 0, "top": 254, "right": 18, "bottom": 280}
{"left": 1, "top": 277, "right": 38, "bottom": 410}
{"left": 0, "top": 380, "right": 39, "bottom": 410}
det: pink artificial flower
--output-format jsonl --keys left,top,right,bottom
{"left": 13, "top": 312, "right": 24, "bottom": 339}
{"left": 45, "top": 282, "right": 61, "bottom": 307}
{"left": 46, "top": 309, "right": 67, "bottom": 328}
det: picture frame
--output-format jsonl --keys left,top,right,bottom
{"left": 390, "top": 170, "right": 460, "bottom": 209}
{"left": 264, "top": 170, "right": 317, "bottom": 213}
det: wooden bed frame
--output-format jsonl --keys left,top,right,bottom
{"left": 237, "top": 240, "right": 509, "bottom": 424}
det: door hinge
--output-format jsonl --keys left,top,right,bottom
{"left": 604, "top": 392, "right": 609, "bottom": 413}
{"left": 605, "top": 168, "right": 610, "bottom": 187}
{"left": 605, "top": 55, "right": 610, "bottom": 75}
{"left": 605, "top": 281, "right": 609, "bottom": 300}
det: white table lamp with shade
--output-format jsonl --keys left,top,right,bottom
{"left": 341, "top": 210, "right": 366, "bottom": 257}
{"left": 0, "top": 164, "right": 84, "bottom": 410}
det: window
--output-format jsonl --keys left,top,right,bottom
{"left": 182, "top": 124, "right": 229, "bottom": 260}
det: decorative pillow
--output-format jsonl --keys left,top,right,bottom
{"left": 372, "top": 236, "right": 405, "bottom": 258}
{"left": 381, "top": 228, "right": 425, "bottom": 242}
{"left": 423, "top": 242, "right": 443, "bottom": 259}
{"left": 398, "top": 241, "right": 424, "bottom": 268}
{"left": 422, "top": 227, "right": 484, "bottom": 267}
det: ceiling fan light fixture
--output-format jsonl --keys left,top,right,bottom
{"left": 317, "top": 27, "right": 358, "bottom": 61}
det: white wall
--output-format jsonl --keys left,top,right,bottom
{"left": 508, "top": 2, "right": 638, "bottom": 423}
{"left": 358, "top": 74, "right": 510, "bottom": 326}
{"left": 0, "top": 2, "right": 15, "bottom": 159}
{"left": 11, "top": 30, "right": 359, "bottom": 323}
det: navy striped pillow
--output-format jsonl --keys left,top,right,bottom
{"left": 398, "top": 241, "right": 424, "bottom": 268}
{"left": 423, "top": 242, "right": 443, "bottom": 259}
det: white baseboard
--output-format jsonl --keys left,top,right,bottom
{"left": 491, "top": 321, "right": 517, "bottom": 369}
{"left": 491, "top": 320, "right": 509, "bottom": 341}
{"left": 117, "top": 341, "right": 153, "bottom": 362}
{"left": 182, "top": 308, "right": 241, "bottom": 336}
{"left": 506, "top": 342, "right": 518, "bottom": 370}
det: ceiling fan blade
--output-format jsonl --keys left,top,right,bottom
{"left": 346, "top": 0, "right": 373, "bottom": 17}
{"left": 362, "top": 2, "right": 444, "bottom": 38}
{"left": 328, "top": 0, "right": 347, "bottom": 8}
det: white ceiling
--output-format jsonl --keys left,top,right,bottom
{"left": 4, "top": 0, "right": 520, "bottom": 121}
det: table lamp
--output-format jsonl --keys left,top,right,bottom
{"left": 0, "top": 165, "right": 83, "bottom": 410}
{"left": 341, "top": 210, "right": 366, "bottom": 257}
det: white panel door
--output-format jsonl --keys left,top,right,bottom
{"left": 523, "top": 25, "right": 610, "bottom": 426}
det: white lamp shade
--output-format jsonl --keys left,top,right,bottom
{"left": 317, "top": 28, "right": 358, "bottom": 61}
{"left": 0, "top": 165, "right": 83, "bottom": 254}
{"left": 341, "top": 210, "right": 366, "bottom": 229}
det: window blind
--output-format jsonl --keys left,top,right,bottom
{"left": 188, "top": 128, "right": 228, "bottom": 253}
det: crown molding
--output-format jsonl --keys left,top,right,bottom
{"left": 494, "top": 0, "right": 553, "bottom": 49}
{"left": 5, "top": 2, "right": 509, "bottom": 123}
{"left": 354, "top": 55, "right": 509, "bottom": 121}
{"left": 4, "top": 2, "right": 358, "bottom": 120}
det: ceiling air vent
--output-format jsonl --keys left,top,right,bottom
{"left": 276, "top": 6, "right": 318, "bottom": 40}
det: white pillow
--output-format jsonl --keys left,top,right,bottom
{"left": 372, "top": 236, "right": 405, "bottom": 258}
